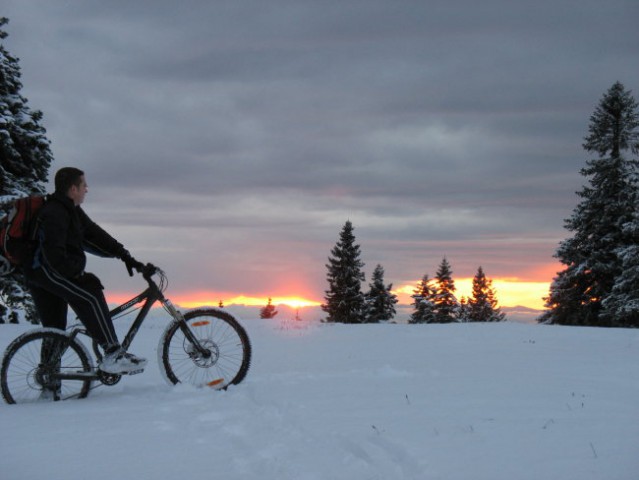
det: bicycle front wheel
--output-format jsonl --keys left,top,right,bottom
{"left": 1, "top": 328, "right": 94, "bottom": 404}
{"left": 159, "top": 308, "right": 251, "bottom": 390}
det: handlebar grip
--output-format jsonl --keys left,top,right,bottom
{"left": 123, "top": 253, "right": 145, "bottom": 277}
{"left": 141, "top": 263, "right": 157, "bottom": 277}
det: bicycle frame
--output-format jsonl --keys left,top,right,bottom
{"left": 109, "top": 273, "right": 168, "bottom": 353}
{"left": 58, "top": 268, "right": 210, "bottom": 382}
{"left": 113, "top": 269, "right": 213, "bottom": 357}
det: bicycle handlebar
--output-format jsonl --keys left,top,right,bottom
{"left": 138, "top": 262, "right": 159, "bottom": 279}
{"left": 125, "top": 257, "right": 163, "bottom": 289}
{"left": 124, "top": 256, "right": 155, "bottom": 278}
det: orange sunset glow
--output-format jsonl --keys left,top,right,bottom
{"left": 176, "top": 295, "right": 322, "bottom": 309}
{"left": 107, "top": 277, "right": 550, "bottom": 311}
{"left": 393, "top": 278, "right": 550, "bottom": 310}
{"left": 104, "top": 262, "right": 557, "bottom": 312}
{"left": 106, "top": 292, "right": 322, "bottom": 310}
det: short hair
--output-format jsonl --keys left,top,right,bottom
{"left": 55, "top": 167, "right": 85, "bottom": 194}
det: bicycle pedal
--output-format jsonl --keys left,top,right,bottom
{"left": 126, "top": 369, "right": 144, "bottom": 375}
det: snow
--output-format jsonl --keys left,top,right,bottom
{"left": 1, "top": 313, "right": 638, "bottom": 480}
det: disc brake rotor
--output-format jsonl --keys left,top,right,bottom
{"left": 185, "top": 339, "right": 220, "bottom": 368}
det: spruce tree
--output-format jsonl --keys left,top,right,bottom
{"left": 0, "top": 18, "right": 53, "bottom": 324}
{"left": 457, "top": 297, "right": 469, "bottom": 322}
{"left": 364, "top": 264, "right": 398, "bottom": 323}
{"left": 467, "top": 266, "right": 505, "bottom": 322}
{"left": 541, "top": 82, "right": 639, "bottom": 327}
{"left": 259, "top": 297, "right": 278, "bottom": 319}
{"left": 602, "top": 210, "right": 639, "bottom": 327}
{"left": 432, "top": 258, "right": 459, "bottom": 323}
{"left": 409, "top": 274, "right": 436, "bottom": 324}
{"left": 322, "top": 221, "right": 366, "bottom": 324}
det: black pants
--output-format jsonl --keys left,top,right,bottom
{"left": 26, "top": 265, "right": 119, "bottom": 350}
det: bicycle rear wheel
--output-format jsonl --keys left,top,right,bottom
{"left": 159, "top": 308, "right": 251, "bottom": 390}
{"left": 1, "top": 328, "right": 94, "bottom": 404}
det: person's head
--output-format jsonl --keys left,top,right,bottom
{"left": 55, "top": 167, "right": 88, "bottom": 206}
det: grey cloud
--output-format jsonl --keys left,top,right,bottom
{"left": 3, "top": 0, "right": 638, "bottom": 299}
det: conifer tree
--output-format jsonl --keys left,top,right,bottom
{"left": 364, "top": 264, "right": 398, "bottom": 323}
{"left": 467, "top": 267, "right": 505, "bottom": 322}
{"left": 260, "top": 297, "right": 278, "bottom": 319}
{"left": 322, "top": 221, "right": 366, "bottom": 323}
{"left": 541, "top": 82, "right": 639, "bottom": 327}
{"left": 432, "top": 258, "right": 458, "bottom": 323}
{"left": 0, "top": 18, "right": 53, "bottom": 324}
{"left": 409, "top": 274, "right": 436, "bottom": 324}
{"left": 457, "top": 297, "right": 469, "bottom": 322}
{"left": 602, "top": 210, "right": 639, "bottom": 327}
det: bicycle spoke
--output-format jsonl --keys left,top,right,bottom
{"left": 1, "top": 329, "right": 94, "bottom": 404}
{"left": 159, "top": 309, "right": 251, "bottom": 390}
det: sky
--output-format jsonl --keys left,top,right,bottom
{"left": 2, "top": 0, "right": 639, "bottom": 312}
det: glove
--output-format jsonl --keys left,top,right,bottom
{"left": 120, "top": 250, "right": 144, "bottom": 277}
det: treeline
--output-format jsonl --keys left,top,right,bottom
{"left": 320, "top": 81, "right": 639, "bottom": 328}
{"left": 410, "top": 260, "right": 504, "bottom": 324}
{"left": 320, "top": 221, "right": 504, "bottom": 324}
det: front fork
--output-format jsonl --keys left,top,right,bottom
{"left": 162, "top": 298, "right": 211, "bottom": 358}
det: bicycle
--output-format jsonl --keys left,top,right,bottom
{"left": 0, "top": 263, "right": 252, "bottom": 404}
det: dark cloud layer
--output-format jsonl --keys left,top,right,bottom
{"left": 3, "top": 0, "right": 638, "bottom": 302}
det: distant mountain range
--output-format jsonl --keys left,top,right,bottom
{"left": 501, "top": 305, "right": 544, "bottom": 323}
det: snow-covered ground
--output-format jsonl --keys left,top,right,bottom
{"left": 1, "top": 312, "right": 638, "bottom": 480}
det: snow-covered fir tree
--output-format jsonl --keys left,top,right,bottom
{"left": 259, "top": 297, "right": 278, "bottom": 319}
{"left": 602, "top": 210, "right": 639, "bottom": 327}
{"left": 457, "top": 297, "right": 469, "bottom": 321}
{"left": 322, "top": 221, "right": 366, "bottom": 324}
{"left": 364, "top": 264, "right": 398, "bottom": 323}
{"left": 0, "top": 18, "right": 53, "bottom": 324}
{"left": 409, "top": 274, "right": 436, "bottom": 324}
{"left": 540, "top": 82, "right": 639, "bottom": 327}
{"left": 0, "top": 18, "right": 51, "bottom": 200}
{"left": 466, "top": 266, "right": 505, "bottom": 322}
{"left": 432, "top": 258, "right": 459, "bottom": 323}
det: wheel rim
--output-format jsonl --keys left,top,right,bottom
{"left": 163, "top": 312, "right": 250, "bottom": 389}
{"left": 2, "top": 332, "right": 92, "bottom": 404}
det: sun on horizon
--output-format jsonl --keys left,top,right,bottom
{"left": 157, "top": 295, "right": 321, "bottom": 310}
{"left": 107, "top": 277, "right": 550, "bottom": 311}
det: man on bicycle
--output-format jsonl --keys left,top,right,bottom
{"left": 25, "top": 167, "right": 147, "bottom": 375}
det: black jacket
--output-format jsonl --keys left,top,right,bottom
{"left": 33, "top": 192, "right": 126, "bottom": 279}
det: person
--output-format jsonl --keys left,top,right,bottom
{"left": 25, "top": 167, "right": 147, "bottom": 376}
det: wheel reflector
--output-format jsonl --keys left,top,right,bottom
{"left": 191, "top": 321, "right": 210, "bottom": 327}
{"left": 206, "top": 378, "right": 224, "bottom": 387}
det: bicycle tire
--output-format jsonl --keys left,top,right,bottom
{"left": 1, "top": 328, "right": 94, "bottom": 404}
{"left": 158, "top": 308, "right": 251, "bottom": 390}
